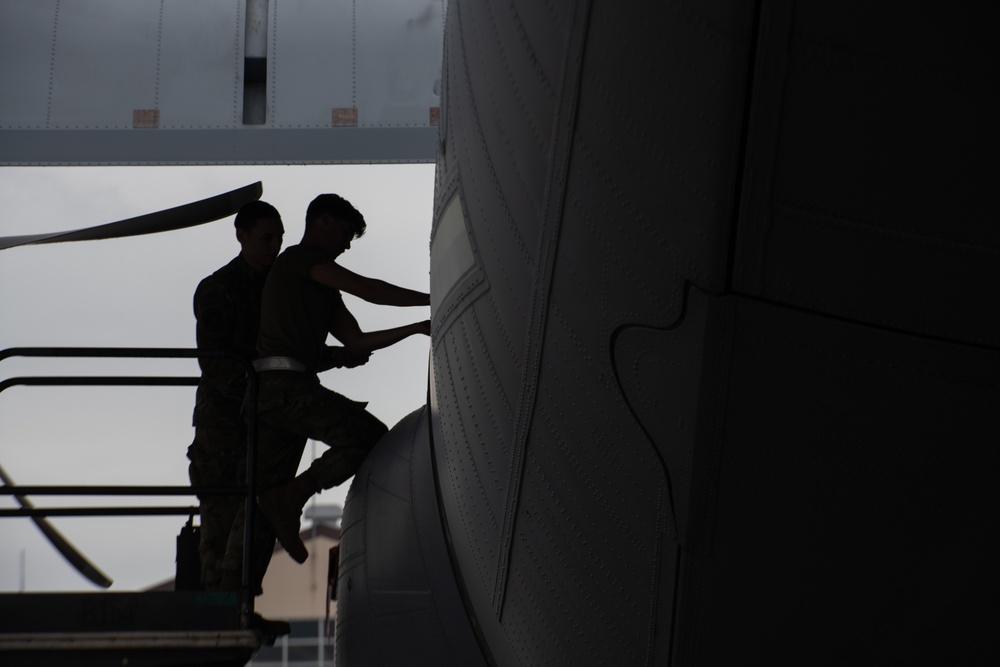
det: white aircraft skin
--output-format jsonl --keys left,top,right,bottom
{"left": 1, "top": 1, "right": 998, "bottom": 666}
{"left": 338, "top": 1, "right": 999, "bottom": 665}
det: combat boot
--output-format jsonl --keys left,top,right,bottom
{"left": 258, "top": 471, "right": 317, "bottom": 564}
{"left": 251, "top": 612, "right": 291, "bottom": 637}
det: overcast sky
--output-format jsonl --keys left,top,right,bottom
{"left": 0, "top": 164, "right": 435, "bottom": 592}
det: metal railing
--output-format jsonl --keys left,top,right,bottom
{"left": 0, "top": 346, "right": 259, "bottom": 626}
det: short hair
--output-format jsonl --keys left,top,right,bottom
{"left": 234, "top": 200, "right": 281, "bottom": 231}
{"left": 305, "top": 194, "right": 367, "bottom": 239}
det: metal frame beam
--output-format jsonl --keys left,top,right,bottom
{"left": 0, "top": 127, "right": 438, "bottom": 166}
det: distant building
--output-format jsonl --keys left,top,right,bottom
{"left": 254, "top": 522, "right": 340, "bottom": 667}
{"left": 150, "top": 512, "right": 341, "bottom": 667}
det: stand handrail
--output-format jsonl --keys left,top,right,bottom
{"left": 0, "top": 346, "right": 259, "bottom": 627}
{"left": 0, "top": 486, "right": 245, "bottom": 496}
{"left": 0, "top": 346, "right": 219, "bottom": 361}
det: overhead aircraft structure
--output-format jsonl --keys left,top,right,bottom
{"left": 0, "top": 0, "right": 444, "bottom": 165}
{"left": 0, "top": 0, "right": 997, "bottom": 666}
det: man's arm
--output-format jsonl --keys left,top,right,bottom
{"left": 194, "top": 281, "right": 236, "bottom": 375}
{"left": 329, "top": 301, "right": 430, "bottom": 354}
{"left": 192, "top": 277, "right": 256, "bottom": 410}
{"left": 317, "top": 346, "right": 371, "bottom": 372}
{"left": 309, "top": 261, "right": 429, "bottom": 307}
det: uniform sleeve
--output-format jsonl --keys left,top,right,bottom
{"left": 194, "top": 278, "right": 236, "bottom": 374}
{"left": 192, "top": 265, "right": 258, "bottom": 426}
{"left": 290, "top": 246, "right": 324, "bottom": 278}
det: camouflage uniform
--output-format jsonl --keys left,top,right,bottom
{"left": 253, "top": 371, "right": 387, "bottom": 490}
{"left": 221, "top": 371, "right": 386, "bottom": 592}
{"left": 253, "top": 244, "right": 389, "bottom": 491}
{"left": 188, "top": 255, "right": 266, "bottom": 590}
{"left": 221, "top": 244, "right": 387, "bottom": 593}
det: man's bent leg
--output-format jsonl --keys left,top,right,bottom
{"left": 255, "top": 377, "right": 387, "bottom": 561}
{"left": 220, "top": 423, "right": 306, "bottom": 592}
{"left": 188, "top": 428, "right": 244, "bottom": 591}
{"left": 253, "top": 422, "right": 312, "bottom": 565}
{"left": 306, "top": 407, "right": 387, "bottom": 489}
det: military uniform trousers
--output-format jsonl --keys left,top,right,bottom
{"left": 222, "top": 370, "right": 388, "bottom": 592}
{"left": 187, "top": 426, "right": 244, "bottom": 591}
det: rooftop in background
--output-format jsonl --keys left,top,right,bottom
{"left": 147, "top": 520, "right": 341, "bottom": 623}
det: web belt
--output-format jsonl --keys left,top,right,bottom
{"left": 252, "top": 356, "right": 308, "bottom": 373}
